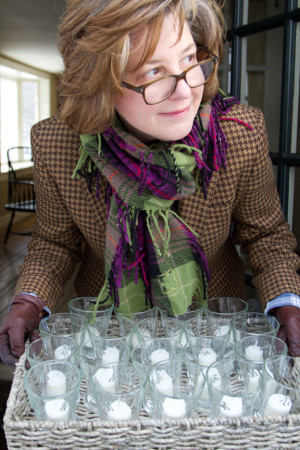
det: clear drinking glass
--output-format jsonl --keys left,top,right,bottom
{"left": 39, "top": 313, "right": 89, "bottom": 349}
{"left": 115, "top": 307, "right": 159, "bottom": 337}
{"left": 68, "top": 297, "right": 113, "bottom": 322}
{"left": 131, "top": 337, "right": 183, "bottom": 414}
{"left": 235, "top": 335, "right": 288, "bottom": 370}
{"left": 230, "top": 312, "right": 280, "bottom": 343}
{"left": 159, "top": 300, "right": 204, "bottom": 322}
{"left": 204, "top": 297, "right": 248, "bottom": 319}
{"left": 92, "top": 362, "right": 146, "bottom": 421}
{"left": 26, "top": 336, "right": 78, "bottom": 368}
{"left": 206, "top": 358, "right": 263, "bottom": 419}
{"left": 149, "top": 359, "right": 205, "bottom": 420}
{"left": 23, "top": 360, "right": 82, "bottom": 421}
{"left": 262, "top": 355, "right": 300, "bottom": 416}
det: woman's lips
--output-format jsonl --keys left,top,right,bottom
{"left": 159, "top": 105, "right": 190, "bottom": 117}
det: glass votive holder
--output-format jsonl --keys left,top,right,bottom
{"left": 262, "top": 355, "right": 300, "bottom": 416}
{"left": 23, "top": 360, "right": 82, "bottom": 421}
{"left": 92, "top": 362, "right": 146, "bottom": 421}
{"left": 230, "top": 312, "right": 280, "bottom": 343}
{"left": 131, "top": 337, "right": 184, "bottom": 414}
{"left": 79, "top": 337, "right": 129, "bottom": 413}
{"left": 133, "top": 317, "right": 160, "bottom": 348}
{"left": 184, "top": 316, "right": 231, "bottom": 343}
{"left": 79, "top": 345, "right": 101, "bottom": 412}
{"left": 204, "top": 297, "right": 248, "bottom": 319}
{"left": 68, "top": 297, "right": 113, "bottom": 322}
{"left": 131, "top": 337, "right": 184, "bottom": 374}
{"left": 89, "top": 335, "right": 130, "bottom": 367}
{"left": 159, "top": 300, "right": 204, "bottom": 322}
{"left": 87, "top": 315, "right": 115, "bottom": 346}
{"left": 39, "top": 313, "right": 89, "bottom": 348}
{"left": 235, "top": 335, "right": 288, "bottom": 370}
{"left": 115, "top": 307, "right": 159, "bottom": 338}
{"left": 183, "top": 331, "right": 230, "bottom": 414}
{"left": 149, "top": 359, "right": 205, "bottom": 420}
{"left": 206, "top": 358, "right": 263, "bottom": 419}
{"left": 159, "top": 317, "right": 187, "bottom": 345}
{"left": 26, "top": 336, "right": 78, "bottom": 368}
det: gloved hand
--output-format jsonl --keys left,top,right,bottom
{"left": 273, "top": 305, "right": 300, "bottom": 357}
{"left": 0, "top": 294, "right": 46, "bottom": 366}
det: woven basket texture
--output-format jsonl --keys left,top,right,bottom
{"left": 4, "top": 319, "right": 300, "bottom": 449}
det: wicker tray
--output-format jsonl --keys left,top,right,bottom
{"left": 4, "top": 336, "right": 300, "bottom": 449}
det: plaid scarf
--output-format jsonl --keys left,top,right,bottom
{"left": 74, "top": 91, "right": 239, "bottom": 316}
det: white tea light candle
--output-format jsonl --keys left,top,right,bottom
{"left": 198, "top": 347, "right": 217, "bottom": 367}
{"left": 46, "top": 370, "right": 67, "bottom": 396}
{"left": 162, "top": 397, "right": 186, "bottom": 419}
{"left": 219, "top": 395, "right": 243, "bottom": 418}
{"left": 107, "top": 400, "right": 132, "bottom": 421}
{"left": 54, "top": 345, "right": 72, "bottom": 360}
{"left": 264, "top": 394, "right": 292, "bottom": 416}
{"left": 45, "top": 398, "right": 69, "bottom": 421}
{"left": 102, "top": 347, "right": 120, "bottom": 366}
{"left": 95, "top": 367, "right": 115, "bottom": 393}
{"left": 245, "top": 345, "right": 264, "bottom": 362}
{"left": 154, "top": 369, "right": 174, "bottom": 396}
{"left": 150, "top": 349, "right": 170, "bottom": 365}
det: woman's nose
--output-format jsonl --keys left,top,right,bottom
{"left": 170, "top": 77, "right": 191, "bottom": 99}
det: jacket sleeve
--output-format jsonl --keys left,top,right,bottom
{"left": 14, "top": 121, "right": 84, "bottom": 311}
{"left": 231, "top": 107, "right": 300, "bottom": 306}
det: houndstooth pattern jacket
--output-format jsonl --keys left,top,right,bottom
{"left": 15, "top": 103, "right": 300, "bottom": 312}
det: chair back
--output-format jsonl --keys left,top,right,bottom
{"left": 6, "top": 146, "right": 35, "bottom": 208}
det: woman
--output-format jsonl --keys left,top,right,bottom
{"left": 0, "top": 0, "right": 299, "bottom": 366}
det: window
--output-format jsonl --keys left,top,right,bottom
{"left": 221, "top": 0, "right": 300, "bottom": 251}
{"left": 0, "top": 62, "right": 51, "bottom": 173}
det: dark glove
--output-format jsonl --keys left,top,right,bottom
{"left": 273, "top": 305, "right": 300, "bottom": 357}
{"left": 0, "top": 294, "right": 46, "bottom": 366}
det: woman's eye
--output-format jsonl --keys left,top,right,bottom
{"left": 184, "top": 54, "right": 197, "bottom": 64}
{"left": 146, "top": 67, "right": 160, "bottom": 78}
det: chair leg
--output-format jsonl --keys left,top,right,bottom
{"left": 3, "top": 211, "right": 15, "bottom": 245}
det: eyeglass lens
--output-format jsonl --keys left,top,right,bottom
{"left": 145, "top": 59, "right": 215, "bottom": 104}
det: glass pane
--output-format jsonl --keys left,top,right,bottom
{"left": 223, "top": 0, "right": 233, "bottom": 30}
{"left": 241, "top": 27, "right": 283, "bottom": 154}
{"left": 246, "top": 0, "right": 285, "bottom": 24}
{"left": 291, "top": 167, "right": 300, "bottom": 252}
{"left": 22, "top": 81, "right": 38, "bottom": 147}
{"left": 218, "top": 41, "right": 232, "bottom": 95}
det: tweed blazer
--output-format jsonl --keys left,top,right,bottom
{"left": 15, "top": 103, "right": 300, "bottom": 312}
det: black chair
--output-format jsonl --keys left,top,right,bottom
{"left": 4, "top": 146, "right": 36, "bottom": 245}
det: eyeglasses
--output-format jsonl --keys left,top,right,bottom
{"left": 122, "top": 50, "right": 218, "bottom": 105}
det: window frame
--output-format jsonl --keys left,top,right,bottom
{"left": 226, "top": 0, "right": 300, "bottom": 219}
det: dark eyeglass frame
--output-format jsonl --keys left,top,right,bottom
{"left": 121, "top": 48, "right": 219, "bottom": 105}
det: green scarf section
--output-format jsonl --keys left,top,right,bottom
{"left": 75, "top": 112, "right": 210, "bottom": 316}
